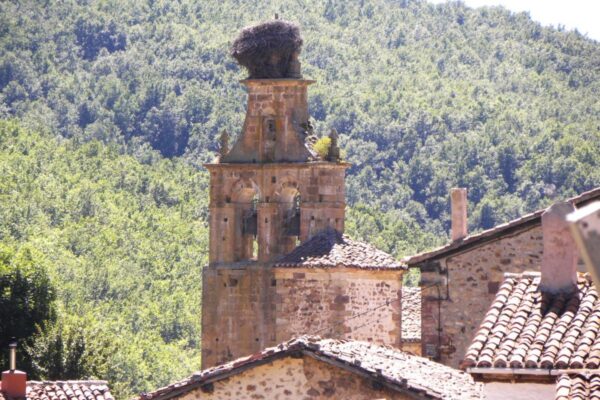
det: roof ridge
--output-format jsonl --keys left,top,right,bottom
{"left": 140, "top": 336, "right": 482, "bottom": 400}
{"left": 272, "top": 229, "right": 405, "bottom": 270}
{"left": 403, "top": 186, "right": 600, "bottom": 266}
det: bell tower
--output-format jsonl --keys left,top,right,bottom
{"left": 205, "top": 79, "right": 347, "bottom": 266}
{"left": 201, "top": 20, "right": 349, "bottom": 368}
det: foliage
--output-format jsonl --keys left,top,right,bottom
{"left": 313, "top": 136, "right": 332, "bottom": 159}
{"left": 0, "top": 120, "right": 208, "bottom": 397}
{"left": 26, "top": 319, "right": 112, "bottom": 381}
{"left": 0, "top": 0, "right": 597, "bottom": 237}
{"left": 0, "top": 243, "right": 56, "bottom": 372}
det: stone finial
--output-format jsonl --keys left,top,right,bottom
{"left": 327, "top": 128, "right": 340, "bottom": 162}
{"left": 540, "top": 202, "right": 578, "bottom": 294}
{"left": 218, "top": 130, "right": 229, "bottom": 158}
{"left": 450, "top": 188, "right": 468, "bottom": 241}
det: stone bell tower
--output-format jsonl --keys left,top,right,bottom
{"left": 201, "top": 20, "right": 349, "bottom": 368}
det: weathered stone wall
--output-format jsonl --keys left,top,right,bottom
{"left": 224, "top": 79, "right": 314, "bottom": 164}
{"left": 179, "top": 356, "right": 411, "bottom": 400}
{"left": 274, "top": 268, "right": 403, "bottom": 347}
{"left": 206, "top": 163, "right": 347, "bottom": 265}
{"left": 201, "top": 266, "right": 276, "bottom": 368}
{"left": 202, "top": 266, "right": 403, "bottom": 369}
{"left": 420, "top": 225, "right": 544, "bottom": 367}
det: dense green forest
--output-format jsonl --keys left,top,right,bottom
{"left": 0, "top": 120, "right": 208, "bottom": 396}
{"left": 1, "top": 0, "right": 599, "bottom": 397}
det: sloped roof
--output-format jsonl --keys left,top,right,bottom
{"left": 462, "top": 272, "right": 600, "bottom": 371}
{"left": 404, "top": 187, "right": 600, "bottom": 266}
{"left": 402, "top": 286, "right": 422, "bottom": 343}
{"left": 0, "top": 381, "right": 113, "bottom": 400}
{"left": 140, "top": 336, "right": 482, "bottom": 400}
{"left": 273, "top": 229, "right": 406, "bottom": 270}
{"left": 555, "top": 373, "right": 600, "bottom": 400}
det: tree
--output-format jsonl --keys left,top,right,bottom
{"left": 0, "top": 244, "right": 56, "bottom": 371}
{"left": 26, "top": 321, "right": 112, "bottom": 381}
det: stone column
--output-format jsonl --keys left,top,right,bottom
{"left": 209, "top": 204, "right": 236, "bottom": 265}
{"left": 257, "top": 202, "right": 279, "bottom": 262}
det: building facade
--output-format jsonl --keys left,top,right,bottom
{"left": 405, "top": 187, "right": 600, "bottom": 368}
{"left": 201, "top": 76, "right": 405, "bottom": 368}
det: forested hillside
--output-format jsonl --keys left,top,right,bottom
{"left": 0, "top": 120, "right": 208, "bottom": 396}
{"left": 1, "top": 0, "right": 599, "bottom": 397}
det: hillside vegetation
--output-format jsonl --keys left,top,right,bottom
{"left": 1, "top": 0, "right": 599, "bottom": 396}
{"left": 0, "top": 120, "right": 208, "bottom": 396}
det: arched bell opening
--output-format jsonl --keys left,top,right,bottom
{"left": 279, "top": 186, "right": 301, "bottom": 254}
{"left": 231, "top": 180, "right": 260, "bottom": 261}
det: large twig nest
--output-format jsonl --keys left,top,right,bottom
{"left": 231, "top": 20, "right": 303, "bottom": 79}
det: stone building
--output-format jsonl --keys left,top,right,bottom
{"left": 140, "top": 336, "right": 483, "bottom": 400}
{"left": 403, "top": 187, "right": 600, "bottom": 368}
{"left": 442, "top": 198, "right": 600, "bottom": 400}
{"left": 201, "top": 29, "right": 405, "bottom": 368}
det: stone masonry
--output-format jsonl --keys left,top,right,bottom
{"left": 200, "top": 72, "right": 407, "bottom": 369}
{"left": 201, "top": 77, "right": 353, "bottom": 368}
{"left": 178, "top": 356, "right": 411, "bottom": 400}
{"left": 202, "top": 266, "right": 404, "bottom": 368}
{"left": 419, "top": 225, "right": 544, "bottom": 367}
{"left": 273, "top": 268, "right": 403, "bottom": 346}
{"left": 412, "top": 188, "right": 600, "bottom": 369}
{"left": 143, "top": 336, "right": 483, "bottom": 400}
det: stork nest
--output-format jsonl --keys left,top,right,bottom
{"left": 231, "top": 20, "right": 303, "bottom": 79}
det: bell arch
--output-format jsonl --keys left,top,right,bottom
{"left": 230, "top": 178, "right": 260, "bottom": 261}
{"left": 273, "top": 177, "right": 302, "bottom": 253}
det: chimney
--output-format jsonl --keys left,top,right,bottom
{"left": 540, "top": 202, "right": 578, "bottom": 294}
{"left": 1, "top": 339, "right": 27, "bottom": 399}
{"left": 450, "top": 188, "right": 468, "bottom": 241}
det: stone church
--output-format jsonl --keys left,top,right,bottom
{"left": 142, "top": 19, "right": 600, "bottom": 400}
{"left": 200, "top": 21, "right": 406, "bottom": 369}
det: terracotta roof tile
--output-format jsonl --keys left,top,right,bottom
{"left": 141, "top": 336, "right": 482, "bottom": 400}
{"left": 402, "top": 287, "right": 422, "bottom": 342}
{"left": 273, "top": 229, "right": 405, "bottom": 270}
{"left": 462, "top": 272, "right": 600, "bottom": 371}
{"left": 404, "top": 187, "right": 600, "bottom": 266}
{"left": 0, "top": 381, "right": 113, "bottom": 400}
{"left": 556, "top": 373, "right": 600, "bottom": 400}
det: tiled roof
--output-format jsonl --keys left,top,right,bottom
{"left": 140, "top": 336, "right": 483, "bottom": 400}
{"left": 404, "top": 187, "right": 600, "bottom": 266}
{"left": 273, "top": 229, "right": 406, "bottom": 269}
{"left": 0, "top": 381, "right": 113, "bottom": 400}
{"left": 402, "top": 286, "right": 422, "bottom": 342}
{"left": 462, "top": 272, "right": 600, "bottom": 371}
{"left": 555, "top": 373, "right": 600, "bottom": 400}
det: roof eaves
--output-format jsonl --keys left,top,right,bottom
{"left": 139, "top": 344, "right": 301, "bottom": 400}
{"left": 403, "top": 186, "right": 600, "bottom": 266}
{"left": 301, "top": 350, "right": 443, "bottom": 400}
